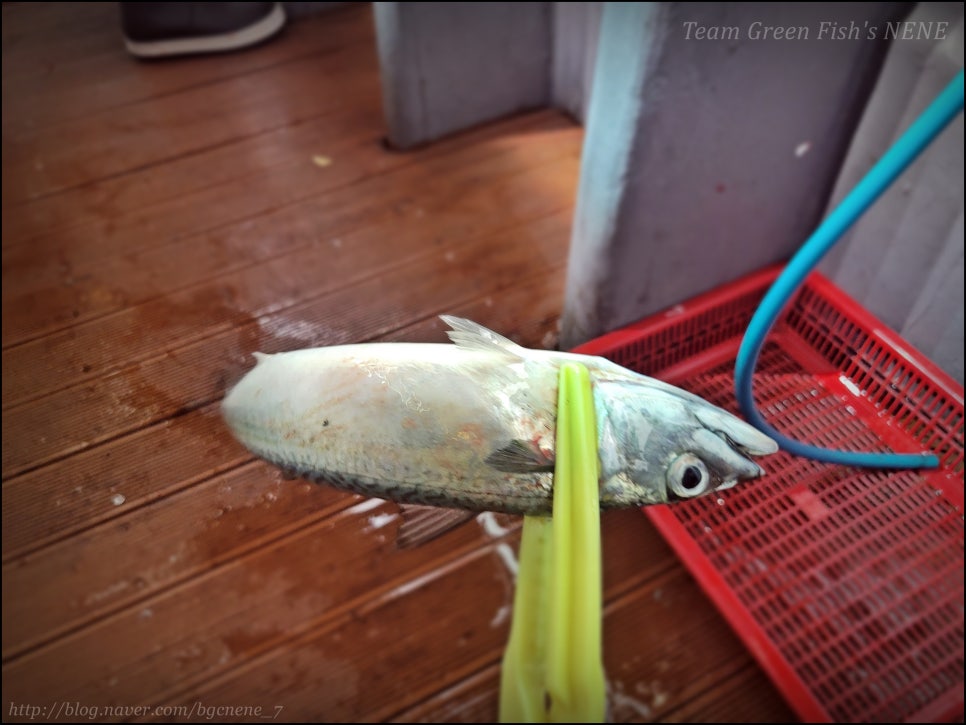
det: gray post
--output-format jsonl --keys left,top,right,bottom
{"left": 560, "top": 2, "right": 907, "bottom": 349}
{"left": 373, "top": 2, "right": 552, "bottom": 148}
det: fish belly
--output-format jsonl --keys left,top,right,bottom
{"left": 222, "top": 344, "right": 559, "bottom": 514}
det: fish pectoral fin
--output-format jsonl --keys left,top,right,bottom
{"left": 396, "top": 504, "right": 476, "bottom": 548}
{"left": 440, "top": 316, "right": 527, "bottom": 359}
{"left": 485, "top": 439, "right": 555, "bottom": 473}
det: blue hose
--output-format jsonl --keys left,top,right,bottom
{"left": 735, "top": 69, "right": 964, "bottom": 469}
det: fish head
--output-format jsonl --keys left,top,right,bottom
{"left": 595, "top": 379, "right": 778, "bottom": 506}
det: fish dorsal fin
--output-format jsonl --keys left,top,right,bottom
{"left": 441, "top": 316, "right": 526, "bottom": 359}
{"left": 396, "top": 504, "right": 475, "bottom": 548}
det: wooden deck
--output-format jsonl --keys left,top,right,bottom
{"left": 2, "top": 4, "right": 796, "bottom": 722}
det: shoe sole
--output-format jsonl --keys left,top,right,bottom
{"left": 124, "top": 3, "right": 286, "bottom": 59}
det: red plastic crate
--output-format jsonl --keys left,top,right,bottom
{"left": 575, "top": 265, "right": 964, "bottom": 723}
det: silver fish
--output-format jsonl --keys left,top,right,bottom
{"left": 222, "top": 316, "right": 777, "bottom": 515}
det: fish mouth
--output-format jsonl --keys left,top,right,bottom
{"left": 714, "top": 458, "right": 765, "bottom": 491}
{"left": 690, "top": 419, "right": 773, "bottom": 492}
{"left": 722, "top": 450, "right": 767, "bottom": 484}
{"left": 693, "top": 406, "right": 778, "bottom": 457}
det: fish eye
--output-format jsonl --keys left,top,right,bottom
{"left": 667, "top": 454, "right": 711, "bottom": 499}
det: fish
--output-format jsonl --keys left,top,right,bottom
{"left": 221, "top": 316, "right": 778, "bottom": 516}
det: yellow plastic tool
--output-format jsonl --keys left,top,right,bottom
{"left": 499, "top": 362, "right": 606, "bottom": 723}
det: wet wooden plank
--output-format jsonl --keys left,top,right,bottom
{"left": 1, "top": 5, "right": 375, "bottom": 140}
{"left": 1, "top": 3, "right": 122, "bottom": 91}
{"left": 660, "top": 664, "right": 796, "bottom": 723}
{"left": 0, "top": 106, "right": 566, "bottom": 304}
{"left": 1, "top": 501, "right": 524, "bottom": 712}
{"left": 1, "top": 1, "right": 105, "bottom": 43}
{"left": 2, "top": 104, "right": 562, "bottom": 267}
{"left": 0, "top": 404, "right": 244, "bottom": 562}
{"left": 1, "top": 273, "right": 565, "bottom": 562}
{"left": 144, "top": 510, "right": 674, "bottom": 722}
{"left": 1, "top": 113, "right": 578, "bottom": 352}
{"left": 2, "top": 44, "right": 380, "bottom": 207}
{"left": 1, "top": 460, "right": 353, "bottom": 657}
{"left": 1, "top": 205, "right": 574, "bottom": 479}
{"left": 394, "top": 663, "right": 503, "bottom": 724}
{"left": 391, "top": 565, "right": 798, "bottom": 723}
{"left": 1, "top": 275, "right": 567, "bottom": 656}
{"left": 1, "top": 97, "right": 381, "bottom": 260}
{"left": 601, "top": 579, "right": 780, "bottom": 723}
{"left": 3, "top": 96, "right": 383, "bottom": 259}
